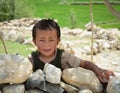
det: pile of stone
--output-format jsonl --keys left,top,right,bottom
{"left": 57, "top": 40, "right": 75, "bottom": 55}
{"left": 0, "top": 18, "right": 39, "bottom": 31}
{"left": 0, "top": 54, "right": 120, "bottom": 93}
{"left": 57, "top": 23, "right": 120, "bottom": 56}
{"left": 80, "top": 22, "right": 120, "bottom": 55}
{"left": 0, "top": 18, "right": 40, "bottom": 44}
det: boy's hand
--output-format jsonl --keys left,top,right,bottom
{"left": 98, "top": 70, "right": 115, "bottom": 83}
{"left": 80, "top": 60, "right": 115, "bottom": 83}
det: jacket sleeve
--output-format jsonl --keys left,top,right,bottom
{"left": 61, "top": 51, "right": 81, "bottom": 69}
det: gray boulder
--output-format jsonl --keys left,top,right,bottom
{"left": 3, "top": 84, "right": 25, "bottom": 93}
{"left": 62, "top": 67, "right": 103, "bottom": 93}
{"left": 0, "top": 54, "right": 32, "bottom": 84}
{"left": 107, "top": 77, "right": 120, "bottom": 93}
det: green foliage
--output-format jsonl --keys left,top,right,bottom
{"left": 0, "top": 0, "right": 34, "bottom": 21}
{"left": 0, "top": 0, "right": 15, "bottom": 21}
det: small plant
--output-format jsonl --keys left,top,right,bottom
{"left": 70, "top": 10, "right": 77, "bottom": 29}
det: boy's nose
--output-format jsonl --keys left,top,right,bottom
{"left": 44, "top": 41, "right": 50, "bottom": 46}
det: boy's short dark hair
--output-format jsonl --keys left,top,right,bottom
{"left": 32, "top": 19, "right": 61, "bottom": 40}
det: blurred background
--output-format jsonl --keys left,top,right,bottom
{"left": 0, "top": 0, "right": 120, "bottom": 29}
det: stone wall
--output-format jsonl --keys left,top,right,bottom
{"left": 0, "top": 54, "right": 120, "bottom": 93}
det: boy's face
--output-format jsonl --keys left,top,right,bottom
{"left": 33, "top": 29, "right": 60, "bottom": 58}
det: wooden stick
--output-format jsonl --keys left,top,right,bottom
{"left": 90, "top": 0, "right": 94, "bottom": 62}
{"left": 0, "top": 33, "right": 8, "bottom": 54}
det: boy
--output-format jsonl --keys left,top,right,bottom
{"left": 29, "top": 18, "right": 114, "bottom": 91}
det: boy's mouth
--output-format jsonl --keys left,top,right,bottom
{"left": 43, "top": 49, "right": 51, "bottom": 52}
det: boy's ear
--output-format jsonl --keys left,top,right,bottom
{"left": 58, "top": 38, "right": 61, "bottom": 43}
{"left": 33, "top": 39, "right": 36, "bottom": 45}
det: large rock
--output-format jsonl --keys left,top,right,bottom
{"left": 107, "top": 77, "right": 120, "bottom": 93}
{"left": 62, "top": 67, "right": 103, "bottom": 93}
{"left": 0, "top": 54, "right": 32, "bottom": 84}
{"left": 25, "top": 69, "right": 44, "bottom": 89}
{"left": 60, "top": 82, "right": 79, "bottom": 93}
{"left": 3, "top": 84, "right": 25, "bottom": 93}
{"left": 44, "top": 63, "right": 62, "bottom": 84}
{"left": 79, "top": 89, "right": 93, "bottom": 93}
{"left": 25, "top": 89, "right": 44, "bottom": 93}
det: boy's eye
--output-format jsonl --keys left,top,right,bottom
{"left": 50, "top": 40, "right": 54, "bottom": 41}
{"left": 40, "top": 40, "right": 44, "bottom": 41}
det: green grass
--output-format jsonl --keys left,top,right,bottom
{"left": 0, "top": 41, "right": 34, "bottom": 57}
{"left": 26, "top": 0, "right": 120, "bottom": 29}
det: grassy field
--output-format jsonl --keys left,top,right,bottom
{"left": 27, "top": 0, "right": 120, "bottom": 29}
{"left": 0, "top": 41, "right": 34, "bottom": 57}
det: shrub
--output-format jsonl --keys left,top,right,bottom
{"left": 0, "top": 0, "right": 34, "bottom": 21}
{"left": 0, "top": 0, "right": 15, "bottom": 21}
